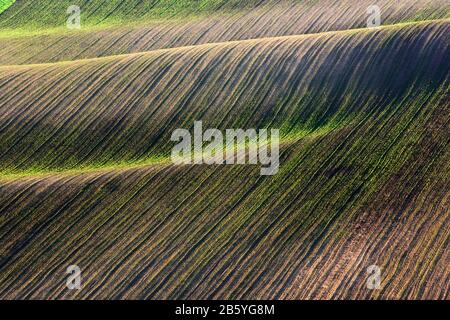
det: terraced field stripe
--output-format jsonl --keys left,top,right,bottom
{"left": 0, "top": 2, "right": 448, "bottom": 300}
{"left": 1, "top": 0, "right": 449, "bottom": 65}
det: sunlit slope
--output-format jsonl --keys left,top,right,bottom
{"left": 0, "top": 0, "right": 14, "bottom": 15}
{"left": 0, "top": 0, "right": 448, "bottom": 65}
{"left": 0, "top": 80, "right": 448, "bottom": 299}
{"left": 0, "top": 0, "right": 273, "bottom": 29}
{"left": 2, "top": 0, "right": 447, "bottom": 30}
{"left": 0, "top": 21, "right": 448, "bottom": 177}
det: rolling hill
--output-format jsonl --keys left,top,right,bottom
{"left": 0, "top": 0, "right": 448, "bottom": 299}
{"left": 0, "top": 0, "right": 449, "bottom": 64}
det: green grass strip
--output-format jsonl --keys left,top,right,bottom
{"left": 0, "top": 0, "right": 15, "bottom": 15}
